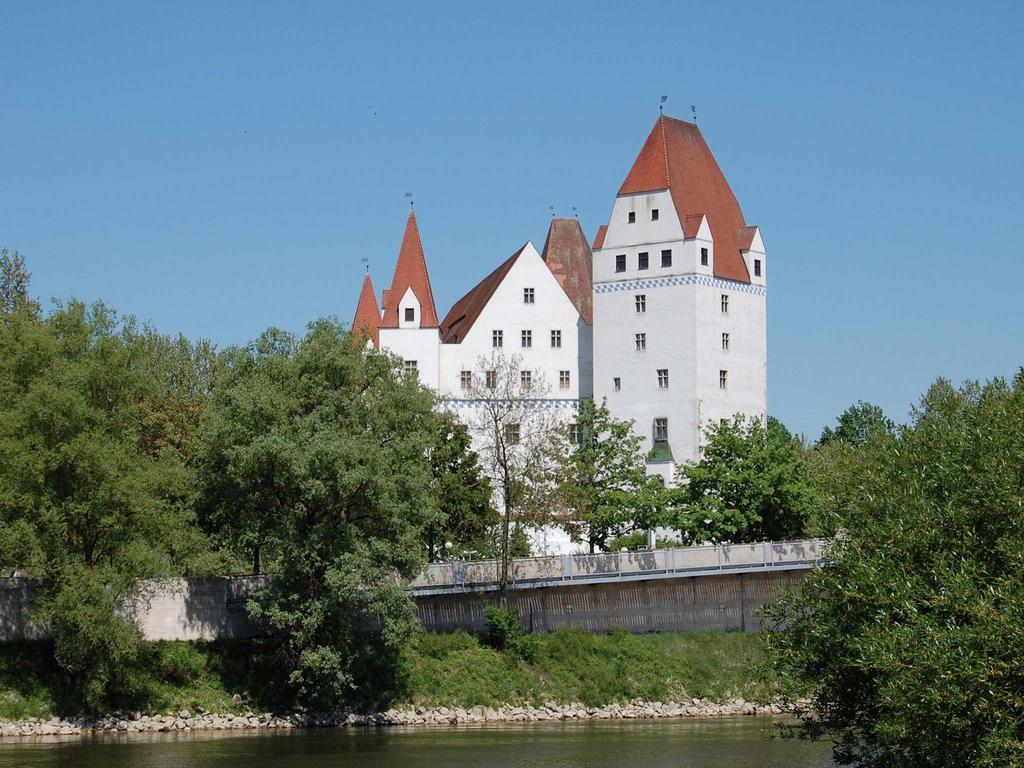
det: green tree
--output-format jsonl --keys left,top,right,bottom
{"left": 818, "top": 400, "right": 894, "bottom": 447}
{"left": 425, "top": 414, "right": 496, "bottom": 562}
{"left": 0, "top": 301, "right": 210, "bottom": 711}
{"left": 764, "top": 373, "right": 1024, "bottom": 767}
{"left": 546, "top": 398, "right": 665, "bottom": 553}
{"left": 0, "top": 247, "right": 41, "bottom": 317}
{"left": 667, "top": 416, "right": 816, "bottom": 543}
{"left": 198, "top": 320, "right": 440, "bottom": 708}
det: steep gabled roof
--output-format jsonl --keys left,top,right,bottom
{"left": 381, "top": 211, "right": 440, "bottom": 327}
{"left": 592, "top": 225, "right": 608, "bottom": 250}
{"left": 439, "top": 244, "right": 527, "bottom": 344}
{"left": 619, "top": 115, "right": 751, "bottom": 283}
{"left": 351, "top": 273, "right": 381, "bottom": 346}
{"left": 542, "top": 217, "right": 593, "bottom": 324}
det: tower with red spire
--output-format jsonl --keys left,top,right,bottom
{"left": 591, "top": 114, "right": 767, "bottom": 479}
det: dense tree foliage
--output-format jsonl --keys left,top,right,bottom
{"left": 666, "top": 416, "right": 816, "bottom": 543}
{"left": 1, "top": 247, "right": 40, "bottom": 318}
{"left": 765, "top": 373, "right": 1024, "bottom": 767}
{"left": 0, "top": 300, "right": 213, "bottom": 710}
{"left": 197, "top": 320, "right": 441, "bottom": 707}
{"left": 817, "top": 400, "right": 894, "bottom": 448}
{"left": 544, "top": 398, "right": 665, "bottom": 553}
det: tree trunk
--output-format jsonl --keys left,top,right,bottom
{"left": 252, "top": 543, "right": 261, "bottom": 576}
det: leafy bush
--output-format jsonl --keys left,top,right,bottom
{"left": 483, "top": 604, "right": 538, "bottom": 662}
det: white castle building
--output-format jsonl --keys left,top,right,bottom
{"left": 352, "top": 114, "right": 767, "bottom": 547}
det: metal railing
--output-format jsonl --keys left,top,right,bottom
{"left": 410, "top": 538, "right": 827, "bottom": 595}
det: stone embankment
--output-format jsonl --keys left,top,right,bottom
{"left": 0, "top": 698, "right": 794, "bottom": 737}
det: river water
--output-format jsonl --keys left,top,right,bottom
{"left": 0, "top": 719, "right": 833, "bottom": 767}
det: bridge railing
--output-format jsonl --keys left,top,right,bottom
{"left": 410, "top": 538, "right": 828, "bottom": 594}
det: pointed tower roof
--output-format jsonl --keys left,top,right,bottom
{"left": 619, "top": 115, "right": 751, "bottom": 283}
{"left": 381, "top": 211, "right": 440, "bottom": 328}
{"left": 351, "top": 272, "right": 381, "bottom": 346}
{"left": 542, "top": 217, "right": 593, "bottom": 324}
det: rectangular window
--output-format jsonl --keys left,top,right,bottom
{"left": 521, "top": 330, "right": 532, "bottom": 348}
{"left": 722, "top": 332, "right": 730, "bottom": 351}
{"left": 635, "top": 294, "right": 646, "bottom": 313}
{"left": 486, "top": 370, "right": 497, "bottom": 389}
{"left": 628, "top": 211, "right": 636, "bottom": 223}
{"left": 635, "top": 333, "right": 646, "bottom": 351}
{"left": 651, "top": 209, "right": 659, "bottom": 221}
{"left": 523, "top": 287, "right": 535, "bottom": 304}
{"left": 551, "top": 330, "right": 562, "bottom": 348}
{"left": 460, "top": 370, "right": 472, "bottom": 389}
{"left": 638, "top": 252, "right": 649, "bottom": 270}
{"left": 569, "top": 423, "right": 581, "bottom": 445}
{"left": 404, "top": 307, "right": 415, "bottom": 322}
{"left": 654, "top": 418, "right": 668, "bottom": 441}
{"left": 520, "top": 370, "right": 532, "bottom": 390}
{"left": 661, "top": 249, "right": 672, "bottom": 267}
{"left": 700, "top": 247, "right": 709, "bottom": 266}
{"left": 404, "top": 360, "right": 417, "bottom": 373}
{"left": 613, "top": 377, "right": 621, "bottom": 392}
{"left": 721, "top": 294, "right": 729, "bottom": 313}
{"left": 657, "top": 369, "right": 669, "bottom": 388}
{"left": 559, "top": 370, "right": 570, "bottom": 389}
{"left": 505, "top": 423, "right": 521, "bottom": 445}
{"left": 492, "top": 330, "right": 503, "bottom": 348}
{"left": 754, "top": 259, "right": 762, "bottom": 277}
{"left": 615, "top": 254, "right": 626, "bottom": 273}
{"left": 719, "top": 369, "right": 728, "bottom": 389}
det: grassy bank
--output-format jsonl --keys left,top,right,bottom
{"left": 0, "top": 630, "right": 773, "bottom": 721}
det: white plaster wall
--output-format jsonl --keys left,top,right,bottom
{"left": 378, "top": 327, "right": 440, "bottom": 389}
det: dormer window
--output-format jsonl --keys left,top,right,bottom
{"left": 754, "top": 259, "right": 762, "bottom": 277}
{"left": 405, "top": 307, "right": 415, "bottom": 322}
{"left": 701, "top": 248, "right": 709, "bottom": 266}
{"left": 628, "top": 211, "right": 636, "bottom": 223}
{"left": 523, "top": 287, "right": 535, "bottom": 304}
{"left": 651, "top": 209, "right": 659, "bottom": 221}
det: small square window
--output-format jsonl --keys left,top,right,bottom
{"left": 613, "top": 377, "right": 621, "bottom": 392}
{"left": 404, "top": 360, "right": 418, "bottom": 373}
{"left": 460, "top": 370, "right": 472, "bottom": 389}
{"left": 721, "top": 294, "right": 729, "bottom": 313}
{"left": 505, "top": 423, "right": 521, "bottom": 444}
{"left": 559, "top": 370, "right": 570, "bottom": 389}
{"left": 638, "top": 252, "right": 649, "bottom": 270}
{"left": 661, "top": 249, "right": 672, "bottom": 268}
{"left": 486, "top": 370, "right": 497, "bottom": 389}
{"left": 700, "top": 247, "right": 709, "bottom": 266}
{"left": 492, "top": 330, "right": 503, "bottom": 348}
{"left": 404, "top": 307, "right": 415, "bottom": 322}
{"left": 657, "top": 369, "right": 669, "bottom": 388}
{"left": 520, "top": 370, "right": 532, "bottom": 390}
{"left": 628, "top": 211, "right": 636, "bottom": 223}
{"left": 719, "top": 370, "right": 728, "bottom": 389}
{"left": 651, "top": 209, "right": 659, "bottom": 221}
{"left": 615, "top": 254, "right": 626, "bottom": 273}
{"left": 551, "top": 330, "right": 562, "bottom": 348}
{"left": 635, "top": 333, "right": 646, "bottom": 351}
{"left": 754, "top": 259, "right": 762, "bottom": 277}
{"left": 523, "top": 287, "right": 535, "bottom": 304}
{"left": 654, "top": 418, "right": 668, "bottom": 442}
{"left": 635, "top": 294, "right": 646, "bottom": 313}
{"left": 722, "top": 332, "right": 730, "bottom": 351}
{"left": 521, "top": 330, "right": 532, "bottom": 348}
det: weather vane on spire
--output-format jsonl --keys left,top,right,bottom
{"left": 660, "top": 94, "right": 668, "bottom": 113}
{"left": 691, "top": 104, "right": 697, "bottom": 123}
{"left": 549, "top": 205, "right": 555, "bottom": 218}
{"left": 360, "top": 257, "right": 369, "bottom": 273}
{"left": 404, "top": 191, "right": 414, "bottom": 210}
{"left": 571, "top": 206, "right": 578, "bottom": 218}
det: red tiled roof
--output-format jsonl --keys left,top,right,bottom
{"left": 351, "top": 273, "right": 381, "bottom": 346}
{"left": 542, "top": 218, "right": 593, "bottom": 325}
{"left": 381, "top": 212, "right": 440, "bottom": 328}
{"left": 592, "top": 225, "right": 608, "bottom": 250}
{"left": 440, "top": 244, "right": 527, "bottom": 344}
{"left": 737, "top": 225, "right": 759, "bottom": 251}
{"left": 618, "top": 115, "right": 751, "bottom": 283}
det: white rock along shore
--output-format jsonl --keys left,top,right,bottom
{"left": 0, "top": 698, "right": 795, "bottom": 737}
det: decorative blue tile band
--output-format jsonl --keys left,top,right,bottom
{"left": 440, "top": 398, "right": 579, "bottom": 411}
{"left": 593, "top": 275, "right": 766, "bottom": 296}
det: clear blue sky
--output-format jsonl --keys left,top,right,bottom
{"left": 2, "top": 2, "right": 1022, "bottom": 439}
